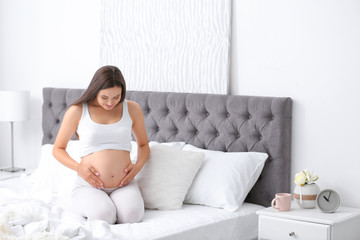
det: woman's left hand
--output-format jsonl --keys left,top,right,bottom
{"left": 119, "top": 163, "right": 142, "bottom": 187}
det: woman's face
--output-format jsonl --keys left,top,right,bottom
{"left": 96, "top": 86, "right": 122, "bottom": 110}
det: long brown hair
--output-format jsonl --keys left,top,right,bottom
{"left": 72, "top": 65, "right": 126, "bottom": 105}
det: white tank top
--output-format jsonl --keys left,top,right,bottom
{"left": 77, "top": 100, "right": 132, "bottom": 157}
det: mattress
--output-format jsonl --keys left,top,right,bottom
{"left": 111, "top": 203, "right": 263, "bottom": 240}
{"left": 0, "top": 175, "right": 263, "bottom": 240}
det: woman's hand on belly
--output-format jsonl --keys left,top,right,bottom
{"left": 76, "top": 161, "right": 104, "bottom": 189}
{"left": 119, "top": 163, "right": 142, "bottom": 187}
{"left": 82, "top": 150, "right": 132, "bottom": 188}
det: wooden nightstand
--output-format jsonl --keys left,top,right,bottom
{"left": 257, "top": 202, "right": 360, "bottom": 240}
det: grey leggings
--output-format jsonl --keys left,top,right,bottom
{"left": 72, "top": 176, "right": 145, "bottom": 224}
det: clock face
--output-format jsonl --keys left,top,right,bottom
{"left": 316, "top": 189, "right": 340, "bottom": 213}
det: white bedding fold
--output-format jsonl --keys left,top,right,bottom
{"left": 0, "top": 176, "right": 263, "bottom": 240}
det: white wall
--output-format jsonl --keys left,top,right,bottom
{"left": 1, "top": 0, "right": 359, "bottom": 208}
{"left": 0, "top": 0, "right": 100, "bottom": 169}
{"left": 231, "top": 0, "right": 360, "bottom": 208}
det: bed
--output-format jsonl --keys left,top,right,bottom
{"left": 0, "top": 88, "right": 292, "bottom": 240}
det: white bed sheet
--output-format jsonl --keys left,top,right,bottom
{"left": 0, "top": 175, "right": 263, "bottom": 240}
{"left": 112, "top": 203, "right": 263, "bottom": 240}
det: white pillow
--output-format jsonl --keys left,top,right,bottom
{"left": 136, "top": 144, "right": 205, "bottom": 210}
{"left": 31, "top": 140, "right": 80, "bottom": 197}
{"left": 182, "top": 144, "right": 268, "bottom": 211}
{"left": 130, "top": 141, "right": 186, "bottom": 163}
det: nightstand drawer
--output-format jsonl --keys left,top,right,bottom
{"left": 259, "top": 216, "right": 330, "bottom": 240}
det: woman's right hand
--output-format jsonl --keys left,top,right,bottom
{"left": 76, "top": 162, "right": 104, "bottom": 189}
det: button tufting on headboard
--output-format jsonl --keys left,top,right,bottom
{"left": 42, "top": 88, "right": 292, "bottom": 207}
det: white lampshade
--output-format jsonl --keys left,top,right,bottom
{"left": 0, "top": 91, "right": 30, "bottom": 122}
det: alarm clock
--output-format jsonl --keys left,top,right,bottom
{"left": 316, "top": 189, "right": 340, "bottom": 213}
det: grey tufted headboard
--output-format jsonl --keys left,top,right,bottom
{"left": 42, "top": 87, "right": 292, "bottom": 207}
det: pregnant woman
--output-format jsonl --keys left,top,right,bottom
{"left": 53, "top": 65, "right": 150, "bottom": 224}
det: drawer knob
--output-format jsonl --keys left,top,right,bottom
{"left": 289, "top": 232, "right": 295, "bottom": 237}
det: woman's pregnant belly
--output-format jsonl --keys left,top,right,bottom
{"left": 81, "top": 149, "right": 131, "bottom": 188}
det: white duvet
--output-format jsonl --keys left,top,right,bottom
{"left": 0, "top": 176, "right": 263, "bottom": 240}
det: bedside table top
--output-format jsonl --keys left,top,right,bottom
{"left": 0, "top": 169, "right": 32, "bottom": 181}
{"left": 257, "top": 201, "right": 360, "bottom": 225}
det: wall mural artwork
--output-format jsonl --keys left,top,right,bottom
{"left": 100, "top": 0, "right": 231, "bottom": 94}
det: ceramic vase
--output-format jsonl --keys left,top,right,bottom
{"left": 293, "top": 183, "right": 320, "bottom": 208}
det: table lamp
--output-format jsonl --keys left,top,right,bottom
{"left": 0, "top": 90, "right": 30, "bottom": 172}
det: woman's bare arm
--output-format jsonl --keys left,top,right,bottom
{"left": 52, "top": 104, "right": 103, "bottom": 188}
{"left": 120, "top": 100, "right": 150, "bottom": 187}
